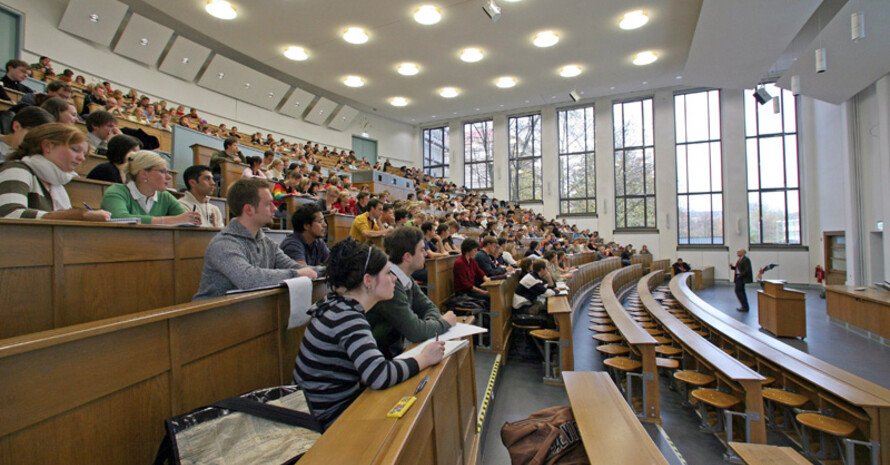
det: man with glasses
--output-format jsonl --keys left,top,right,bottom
{"left": 281, "top": 203, "right": 330, "bottom": 268}
{"left": 193, "top": 178, "right": 316, "bottom": 300}
{"left": 179, "top": 164, "right": 224, "bottom": 228}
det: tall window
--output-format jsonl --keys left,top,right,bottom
{"left": 558, "top": 105, "right": 596, "bottom": 214}
{"left": 463, "top": 120, "right": 493, "bottom": 189}
{"left": 508, "top": 114, "right": 542, "bottom": 201}
{"left": 422, "top": 126, "right": 449, "bottom": 178}
{"left": 744, "top": 83, "right": 800, "bottom": 244}
{"left": 675, "top": 90, "right": 723, "bottom": 245}
{"left": 613, "top": 98, "right": 655, "bottom": 229}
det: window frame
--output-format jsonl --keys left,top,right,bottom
{"left": 612, "top": 97, "right": 657, "bottom": 230}
{"left": 421, "top": 126, "right": 449, "bottom": 178}
{"left": 462, "top": 119, "right": 494, "bottom": 190}
{"left": 508, "top": 113, "right": 543, "bottom": 202}
{"left": 557, "top": 104, "right": 597, "bottom": 215}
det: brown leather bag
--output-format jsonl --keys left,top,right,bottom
{"left": 500, "top": 406, "right": 589, "bottom": 465}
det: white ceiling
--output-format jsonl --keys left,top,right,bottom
{"left": 58, "top": 0, "right": 885, "bottom": 127}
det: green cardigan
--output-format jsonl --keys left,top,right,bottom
{"left": 101, "top": 183, "right": 186, "bottom": 224}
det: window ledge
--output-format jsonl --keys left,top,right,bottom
{"left": 677, "top": 245, "right": 730, "bottom": 251}
{"left": 558, "top": 213, "right": 599, "bottom": 218}
{"left": 613, "top": 228, "right": 659, "bottom": 234}
{"left": 516, "top": 200, "right": 544, "bottom": 205}
{"left": 749, "top": 244, "right": 809, "bottom": 251}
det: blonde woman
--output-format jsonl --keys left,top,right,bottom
{"left": 0, "top": 123, "right": 111, "bottom": 221}
{"left": 101, "top": 151, "right": 201, "bottom": 225}
{"left": 265, "top": 158, "right": 285, "bottom": 180}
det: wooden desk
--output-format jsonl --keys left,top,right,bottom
{"left": 728, "top": 442, "right": 810, "bottom": 465}
{"left": 426, "top": 254, "right": 458, "bottom": 309}
{"left": 116, "top": 116, "right": 172, "bottom": 152}
{"left": 651, "top": 259, "right": 670, "bottom": 274}
{"left": 602, "top": 265, "right": 660, "bottom": 421}
{"left": 693, "top": 266, "right": 715, "bottom": 290}
{"left": 66, "top": 177, "right": 113, "bottom": 208}
{"left": 219, "top": 159, "right": 249, "bottom": 196}
{"left": 757, "top": 280, "right": 806, "bottom": 338}
{"left": 825, "top": 284, "right": 890, "bottom": 339}
{"left": 299, "top": 341, "right": 479, "bottom": 465}
{"left": 547, "top": 294, "right": 574, "bottom": 379}
{"left": 284, "top": 195, "right": 317, "bottom": 219}
{"left": 630, "top": 253, "right": 653, "bottom": 272}
{"left": 75, "top": 153, "right": 110, "bottom": 177}
{"left": 0, "top": 99, "right": 12, "bottom": 111}
{"left": 325, "top": 212, "right": 355, "bottom": 245}
{"left": 5, "top": 87, "right": 23, "bottom": 103}
{"left": 564, "top": 372, "right": 670, "bottom": 465}
{"left": 481, "top": 272, "right": 520, "bottom": 362}
{"left": 191, "top": 142, "right": 214, "bottom": 167}
{"left": 0, "top": 219, "right": 219, "bottom": 339}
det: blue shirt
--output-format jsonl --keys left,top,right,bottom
{"left": 280, "top": 232, "right": 330, "bottom": 267}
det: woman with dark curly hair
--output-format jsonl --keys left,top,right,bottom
{"left": 294, "top": 239, "right": 444, "bottom": 429}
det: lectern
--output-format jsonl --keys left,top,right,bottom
{"left": 757, "top": 280, "right": 806, "bottom": 338}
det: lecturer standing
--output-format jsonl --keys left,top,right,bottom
{"left": 730, "top": 249, "right": 753, "bottom": 312}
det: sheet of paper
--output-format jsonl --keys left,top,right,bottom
{"left": 396, "top": 339, "right": 468, "bottom": 361}
{"left": 285, "top": 276, "right": 314, "bottom": 329}
{"left": 436, "top": 322, "right": 487, "bottom": 342}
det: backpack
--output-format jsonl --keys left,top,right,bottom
{"left": 501, "top": 406, "right": 589, "bottom": 465}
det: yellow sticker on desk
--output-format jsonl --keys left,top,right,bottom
{"left": 387, "top": 396, "right": 417, "bottom": 418}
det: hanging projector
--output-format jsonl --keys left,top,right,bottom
{"left": 482, "top": 0, "right": 501, "bottom": 22}
{"left": 753, "top": 86, "right": 772, "bottom": 105}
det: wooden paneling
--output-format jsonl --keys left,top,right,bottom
{"left": 0, "top": 224, "right": 53, "bottom": 267}
{"left": 433, "top": 359, "right": 462, "bottom": 465}
{"left": 65, "top": 177, "right": 111, "bottom": 210}
{"left": 175, "top": 295, "right": 279, "bottom": 362}
{"left": 480, "top": 272, "right": 519, "bottom": 361}
{"left": 62, "top": 261, "right": 175, "bottom": 324}
{"left": 427, "top": 254, "right": 458, "bottom": 309}
{"left": 325, "top": 213, "right": 354, "bottom": 246}
{"left": 826, "top": 285, "right": 890, "bottom": 339}
{"left": 174, "top": 259, "right": 204, "bottom": 303}
{"left": 60, "top": 227, "right": 174, "bottom": 264}
{"left": 0, "top": 268, "right": 54, "bottom": 339}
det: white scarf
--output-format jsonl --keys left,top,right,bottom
{"left": 21, "top": 155, "right": 75, "bottom": 211}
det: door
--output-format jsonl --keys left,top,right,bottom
{"left": 351, "top": 135, "right": 377, "bottom": 164}
{"left": 823, "top": 231, "right": 846, "bottom": 285}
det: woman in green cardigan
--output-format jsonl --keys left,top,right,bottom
{"left": 101, "top": 150, "right": 201, "bottom": 225}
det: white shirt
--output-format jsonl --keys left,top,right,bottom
{"left": 389, "top": 261, "right": 414, "bottom": 290}
{"left": 126, "top": 180, "right": 158, "bottom": 214}
{"left": 178, "top": 190, "right": 223, "bottom": 228}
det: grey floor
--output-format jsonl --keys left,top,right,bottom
{"left": 475, "top": 281, "right": 890, "bottom": 465}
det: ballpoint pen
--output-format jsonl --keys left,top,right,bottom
{"left": 82, "top": 202, "right": 94, "bottom": 211}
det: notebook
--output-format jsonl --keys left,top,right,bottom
{"left": 396, "top": 339, "right": 468, "bottom": 361}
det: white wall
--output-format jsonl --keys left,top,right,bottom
{"left": 6, "top": 0, "right": 414, "bottom": 161}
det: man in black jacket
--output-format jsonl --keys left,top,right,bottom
{"left": 475, "top": 237, "right": 509, "bottom": 277}
{"left": 730, "top": 249, "right": 753, "bottom": 312}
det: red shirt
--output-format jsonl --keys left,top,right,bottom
{"left": 454, "top": 254, "right": 485, "bottom": 293}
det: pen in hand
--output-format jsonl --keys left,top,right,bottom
{"left": 82, "top": 202, "right": 94, "bottom": 211}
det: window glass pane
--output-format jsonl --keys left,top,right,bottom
{"left": 710, "top": 142, "right": 722, "bottom": 191}
{"left": 615, "top": 152, "right": 625, "bottom": 197}
{"left": 788, "top": 191, "right": 800, "bottom": 244}
{"left": 759, "top": 137, "right": 785, "bottom": 189}
{"left": 749, "top": 192, "right": 761, "bottom": 243}
{"left": 675, "top": 95, "right": 686, "bottom": 143}
{"left": 712, "top": 193, "right": 724, "bottom": 244}
{"left": 686, "top": 143, "right": 711, "bottom": 193}
{"left": 643, "top": 98, "right": 654, "bottom": 146}
{"left": 625, "top": 149, "right": 643, "bottom": 194}
{"left": 761, "top": 191, "right": 787, "bottom": 243}
{"left": 784, "top": 135, "right": 798, "bottom": 188}
{"left": 678, "top": 195, "right": 689, "bottom": 244}
{"left": 746, "top": 139, "right": 759, "bottom": 190}
{"left": 627, "top": 198, "right": 645, "bottom": 228}
{"left": 709, "top": 90, "right": 721, "bottom": 140}
{"left": 613, "top": 103, "right": 624, "bottom": 149}
{"left": 616, "top": 199, "right": 626, "bottom": 227}
{"left": 744, "top": 89, "right": 758, "bottom": 138}
{"left": 782, "top": 90, "right": 797, "bottom": 133}
{"left": 757, "top": 95, "right": 783, "bottom": 135}
{"left": 685, "top": 92, "right": 709, "bottom": 142}
{"left": 676, "top": 145, "right": 688, "bottom": 194}
{"left": 644, "top": 148, "right": 655, "bottom": 195}
{"left": 645, "top": 197, "right": 656, "bottom": 227}
{"left": 625, "top": 101, "right": 643, "bottom": 147}
{"left": 688, "top": 194, "right": 712, "bottom": 243}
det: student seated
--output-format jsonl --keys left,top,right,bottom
{"left": 265, "top": 158, "right": 285, "bottom": 181}
{"left": 475, "top": 236, "right": 509, "bottom": 277}
{"left": 178, "top": 164, "right": 224, "bottom": 228}
{"left": 16, "top": 80, "right": 72, "bottom": 108}
{"left": 193, "top": 178, "right": 316, "bottom": 300}
{"left": 0, "top": 123, "right": 111, "bottom": 221}
{"left": 453, "top": 238, "right": 490, "bottom": 301}
{"left": 1, "top": 59, "right": 34, "bottom": 94}
{"left": 367, "top": 226, "right": 457, "bottom": 359}
{"left": 672, "top": 258, "right": 692, "bottom": 275}
{"left": 209, "top": 138, "right": 243, "bottom": 176}
{"left": 332, "top": 190, "right": 356, "bottom": 215}
{"left": 348, "top": 199, "right": 389, "bottom": 242}
{"left": 294, "top": 238, "right": 445, "bottom": 429}
{"left": 40, "top": 97, "right": 79, "bottom": 125}
{"left": 0, "top": 106, "right": 54, "bottom": 158}
{"left": 85, "top": 111, "right": 121, "bottom": 154}
{"left": 513, "top": 258, "right": 557, "bottom": 321}
{"left": 101, "top": 151, "right": 201, "bottom": 225}
{"left": 241, "top": 156, "right": 267, "bottom": 179}
{"left": 317, "top": 186, "right": 339, "bottom": 213}
{"left": 280, "top": 203, "right": 330, "bottom": 267}
{"left": 87, "top": 134, "right": 141, "bottom": 184}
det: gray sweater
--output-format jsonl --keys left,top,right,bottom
{"left": 193, "top": 219, "right": 305, "bottom": 300}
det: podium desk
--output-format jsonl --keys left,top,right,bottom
{"left": 757, "top": 280, "right": 806, "bottom": 338}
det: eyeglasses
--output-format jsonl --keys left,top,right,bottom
{"left": 151, "top": 168, "right": 169, "bottom": 175}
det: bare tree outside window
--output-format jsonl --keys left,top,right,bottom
{"left": 613, "top": 98, "right": 656, "bottom": 228}
{"left": 422, "top": 126, "right": 449, "bottom": 178}
{"left": 508, "top": 114, "right": 542, "bottom": 201}
{"left": 558, "top": 105, "right": 596, "bottom": 214}
{"left": 463, "top": 120, "right": 493, "bottom": 189}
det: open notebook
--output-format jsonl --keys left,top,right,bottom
{"left": 396, "top": 339, "right": 468, "bottom": 361}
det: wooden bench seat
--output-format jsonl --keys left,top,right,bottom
{"left": 693, "top": 389, "right": 742, "bottom": 409}
{"left": 593, "top": 333, "right": 623, "bottom": 343}
{"left": 728, "top": 442, "right": 811, "bottom": 465}
{"left": 796, "top": 413, "right": 857, "bottom": 437}
{"left": 604, "top": 357, "right": 643, "bottom": 372}
{"left": 655, "top": 345, "right": 683, "bottom": 356}
{"left": 597, "top": 344, "right": 631, "bottom": 356}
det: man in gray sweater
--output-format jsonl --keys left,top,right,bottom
{"left": 193, "top": 178, "right": 316, "bottom": 300}
{"left": 367, "top": 226, "right": 456, "bottom": 359}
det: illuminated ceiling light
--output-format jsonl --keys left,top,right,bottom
{"left": 495, "top": 76, "right": 516, "bottom": 88}
{"left": 559, "top": 64, "right": 582, "bottom": 77}
{"left": 633, "top": 50, "right": 658, "bottom": 65}
{"left": 217, "top": 72, "right": 225, "bottom": 79}
{"left": 284, "top": 46, "right": 309, "bottom": 61}
{"left": 343, "top": 27, "right": 369, "bottom": 44}
{"left": 460, "top": 47, "right": 484, "bottom": 62}
{"left": 244, "top": 82, "right": 250, "bottom": 88}
{"left": 619, "top": 10, "right": 649, "bottom": 30}
{"left": 343, "top": 75, "right": 365, "bottom": 87}
{"left": 89, "top": 13, "right": 99, "bottom": 22}
{"left": 390, "top": 97, "right": 409, "bottom": 107}
{"left": 439, "top": 87, "right": 459, "bottom": 98}
{"left": 397, "top": 62, "right": 419, "bottom": 76}
{"left": 533, "top": 30, "right": 559, "bottom": 48}
{"left": 205, "top": 0, "right": 237, "bottom": 20}
{"left": 181, "top": 57, "right": 190, "bottom": 64}
{"left": 414, "top": 5, "right": 441, "bottom": 25}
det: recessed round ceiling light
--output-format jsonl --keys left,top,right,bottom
{"left": 284, "top": 46, "right": 309, "bottom": 61}
{"left": 619, "top": 10, "right": 649, "bottom": 30}
{"left": 533, "top": 30, "right": 559, "bottom": 48}
{"left": 244, "top": 82, "right": 250, "bottom": 88}
{"left": 440, "top": 87, "right": 459, "bottom": 98}
{"left": 343, "top": 27, "right": 369, "bottom": 44}
{"left": 390, "top": 97, "right": 409, "bottom": 107}
{"left": 218, "top": 72, "right": 225, "bottom": 79}
{"left": 206, "top": 0, "right": 237, "bottom": 20}
{"left": 559, "top": 64, "right": 582, "bottom": 77}
{"left": 414, "top": 5, "right": 441, "bottom": 25}
{"left": 138, "top": 38, "right": 149, "bottom": 46}
{"left": 633, "top": 50, "right": 658, "bottom": 65}
{"left": 343, "top": 75, "right": 365, "bottom": 87}
{"left": 460, "top": 47, "right": 484, "bottom": 63}
{"left": 397, "top": 62, "right": 419, "bottom": 76}
{"left": 89, "top": 13, "right": 100, "bottom": 22}
{"left": 495, "top": 76, "right": 516, "bottom": 88}
{"left": 181, "top": 57, "right": 190, "bottom": 64}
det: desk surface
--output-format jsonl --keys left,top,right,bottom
{"left": 825, "top": 284, "right": 890, "bottom": 305}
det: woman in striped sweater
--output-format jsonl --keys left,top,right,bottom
{"left": 294, "top": 239, "right": 445, "bottom": 429}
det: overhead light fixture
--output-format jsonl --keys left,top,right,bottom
{"left": 619, "top": 10, "right": 648, "bottom": 30}
{"left": 851, "top": 10, "right": 865, "bottom": 42}
{"left": 138, "top": 38, "right": 149, "bottom": 46}
{"left": 753, "top": 86, "right": 772, "bottom": 105}
{"left": 815, "top": 47, "right": 826, "bottom": 73}
{"left": 343, "top": 27, "right": 369, "bottom": 44}
{"left": 460, "top": 47, "right": 484, "bottom": 62}
{"left": 217, "top": 72, "right": 225, "bottom": 79}
{"left": 343, "top": 75, "right": 365, "bottom": 87}
{"left": 284, "top": 46, "right": 309, "bottom": 61}
{"left": 89, "top": 13, "right": 99, "bottom": 22}
{"left": 533, "top": 30, "right": 559, "bottom": 48}
{"left": 633, "top": 50, "right": 657, "bottom": 65}
{"left": 791, "top": 75, "right": 801, "bottom": 96}
{"left": 559, "top": 64, "right": 582, "bottom": 77}
{"left": 495, "top": 76, "right": 516, "bottom": 88}
{"left": 268, "top": 92, "right": 275, "bottom": 98}
{"left": 440, "top": 87, "right": 459, "bottom": 98}
{"left": 569, "top": 90, "right": 580, "bottom": 102}
{"left": 482, "top": 0, "right": 501, "bottom": 22}
{"left": 181, "top": 57, "right": 190, "bottom": 64}
{"left": 414, "top": 5, "right": 441, "bottom": 25}
{"left": 390, "top": 97, "right": 409, "bottom": 107}
{"left": 244, "top": 82, "right": 250, "bottom": 88}
{"left": 772, "top": 97, "right": 781, "bottom": 114}
{"left": 206, "top": 0, "right": 237, "bottom": 20}
{"left": 397, "top": 63, "right": 419, "bottom": 76}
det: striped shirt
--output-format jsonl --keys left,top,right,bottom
{"left": 294, "top": 293, "right": 420, "bottom": 429}
{"left": 0, "top": 161, "right": 54, "bottom": 219}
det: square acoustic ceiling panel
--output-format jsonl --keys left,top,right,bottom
{"left": 159, "top": 36, "right": 211, "bottom": 82}
{"left": 197, "top": 55, "right": 290, "bottom": 111}
{"left": 304, "top": 97, "right": 338, "bottom": 126}
{"left": 59, "top": 0, "right": 129, "bottom": 46}
{"left": 279, "top": 87, "right": 316, "bottom": 119}
{"left": 328, "top": 105, "right": 359, "bottom": 131}
{"left": 112, "top": 14, "right": 173, "bottom": 66}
